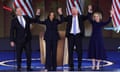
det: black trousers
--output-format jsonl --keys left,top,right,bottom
{"left": 16, "top": 41, "right": 31, "bottom": 68}
{"left": 67, "top": 34, "right": 83, "bottom": 69}
{"left": 45, "top": 40, "right": 58, "bottom": 71}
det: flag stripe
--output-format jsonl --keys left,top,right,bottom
{"left": 74, "top": 1, "right": 82, "bottom": 15}
{"left": 66, "top": 1, "right": 72, "bottom": 15}
{"left": 116, "top": 0, "right": 120, "bottom": 10}
{"left": 71, "top": 0, "right": 75, "bottom": 7}
{"left": 66, "top": 0, "right": 83, "bottom": 15}
{"left": 112, "top": 13, "right": 119, "bottom": 27}
{"left": 13, "top": 2, "right": 17, "bottom": 8}
{"left": 76, "top": 0, "right": 82, "bottom": 14}
{"left": 13, "top": 0, "right": 34, "bottom": 18}
{"left": 26, "top": 0, "right": 34, "bottom": 17}
{"left": 68, "top": 0, "right": 73, "bottom": 15}
{"left": 24, "top": 0, "right": 33, "bottom": 17}
{"left": 113, "top": 0, "right": 120, "bottom": 19}
{"left": 115, "top": 0, "right": 120, "bottom": 12}
{"left": 112, "top": 0, "right": 120, "bottom": 31}
{"left": 68, "top": 0, "right": 73, "bottom": 9}
{"left": 17, "top": 0, "right": 28, "bottom": 15}
{"left": 14, "top": 0, "right": 25, "bottom": 15}
{"left": 20, "top": 0, "right": 31, "bottom": 17}
{"left": 113, "top": 7, "right": 120, "bottom": 25}
{"left": 26, "top": 0, "right": 34, "bottom": 16}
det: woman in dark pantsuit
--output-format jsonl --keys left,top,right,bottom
{"left": 36, "top": 8, "right": 63, "bottom": 71}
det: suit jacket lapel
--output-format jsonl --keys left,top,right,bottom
{"left": 16, "top": 17, "right": 25, "bottom": 29}
{"left": 23, "top": 16, "right": 27, "bottom": 29}
{"left": 70, "top": 16, "right": 72, "bottom": 27}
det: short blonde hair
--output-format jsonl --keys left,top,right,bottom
{"left": 92, "top": 12, "right": 102, "bottom": 21}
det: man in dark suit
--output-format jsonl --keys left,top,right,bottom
{"left": 58, "top": 7, "right": 87, "bottom": 71}
{"left": 10, "top": 7, "right": 39, "bottom": 71}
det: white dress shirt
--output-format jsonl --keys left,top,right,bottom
{"left": 70, "top": 15, "right": 81, "bottom": 34}
{"left": 17, "top": 16, "right": 26, "bottom": 28}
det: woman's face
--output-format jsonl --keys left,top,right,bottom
{"left": 49, "top": 12, "right": 55, "bottom": 20}
{"left": 93, "top": 14, "right": 100, "bottom": 22}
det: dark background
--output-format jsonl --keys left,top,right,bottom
{"left": 0, "top": 0, "right": 119, "bottom": 51}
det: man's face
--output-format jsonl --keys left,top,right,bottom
{"left": 16, "top": 8, "right": 22, "bottom": 16}
{"left": 71, "top": 7, "right": 78, "bottom": 16}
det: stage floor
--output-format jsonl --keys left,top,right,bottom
{"left": 0, "top": 51, "right": 120, "bottom": 71}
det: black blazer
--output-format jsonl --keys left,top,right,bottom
{"left": 63, "top": 15, "right": 87, "bottom": 37}
{"left": 10, "top": 16, "right": 34, "bottom": 43}
{"left": 37, "top": 15, "right": 63, "bottom": 40}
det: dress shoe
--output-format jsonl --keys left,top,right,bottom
{"left": 78, "top": 68, "right": 82, "bottom": 71}
{"left": 51, "top": 67, "right": 56, "bottom": 71}
{"left": 17, "top": 67, "right": 21, "bottom": 71}
{"left": 69, "top": 67, "right": 74, "bottom": 71}
{"left": 27, "top": 68, "right": 33, "bottom": 71}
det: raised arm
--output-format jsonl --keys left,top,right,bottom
{"left": 35, "top": 16, "right": 46, "bottom": 25}
{"left": 58, "top": 8, "right": 68, "bottom": 22}
{"left": 81, "top": 15, "right": 88, "bottom": 21}
{"left": 56, "top": 8, "right": 65, "bottom": 24}
{"left": 87, "top": 4, "right": 94, "bottom": 23}
{"left": 25, "top": 9, "right": 40, "bottom": 23}
{"left": 34, "top": 9, "right": 46, "bottom": 25}
{"left": 102, "top": 17, "right": 111, "bottom": 26}
{"left": 101, "top": 10, "right": 113, "bottom": 26}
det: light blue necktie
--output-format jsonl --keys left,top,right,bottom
{"left": 73, "top": 16, "right": 76, "bottom": 35}
{"left": 20, "top": 16, "right": 24, "bottom": 28}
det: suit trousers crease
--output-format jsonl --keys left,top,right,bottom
{"left": 45, "top": 40, "right": 58, "bottom": 70}
{"left": 16, "top": 41, "right": 31, "bottom": 68}
{"left": 68, "top": 34, "right": 83, "bottom": 68}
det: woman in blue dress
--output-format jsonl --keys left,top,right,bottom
{"left": 88, "top": 5, "right": 113, "bottom": 70}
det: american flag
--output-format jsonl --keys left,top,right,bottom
{"left": 112, "top": 0, "right": 120, "bottom": 33}
{"left": 13, "top": 0, "right": 34, "bottom": 18}
{"left": 66, "top": 0, "right": 84, "bottom": 15}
